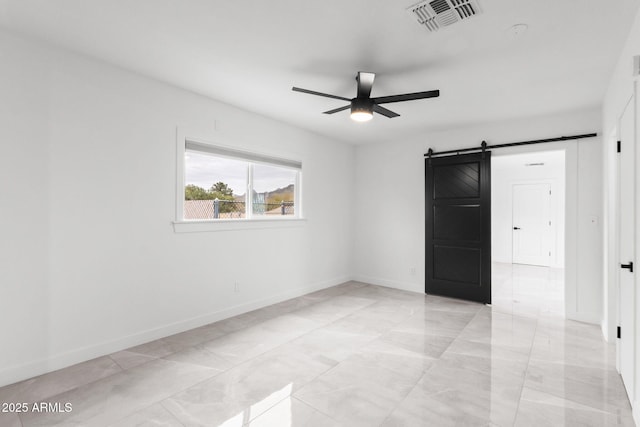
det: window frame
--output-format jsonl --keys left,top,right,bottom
{"left": 173, "top": 129, "right": 304, "bottom": 233}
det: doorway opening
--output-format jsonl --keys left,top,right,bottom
{"left": 491, "top": 150, "right": 566, "bottom": 317}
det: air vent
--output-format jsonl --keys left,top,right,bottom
{"left": 408, "top": 0, "right": 481, "bottom": 33}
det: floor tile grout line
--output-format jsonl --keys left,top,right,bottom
{"left": 104, "top": 402, "right": 186, "bottom": 427}
{"left": 8, "top": 357, "right": 127, "bottom": 417}
{"left": 291, "top": 396, "right": 343, "bottom": 425}
{"left": 512, "top": 313, "right": 539, "bottom": 425}
{"left": 235, "top": 364, "right": 347, "bottom": 426}
{"left": 526, "top": 355, "right": 619, "bottom": 374}
{"left": 160, "top": 401, "right": 187, "bottom": 427}
{"left": 108, "top": 352, "right": 163, "bottom": 374}
{"left": 518, "top": 364, "right": 631, "bottom": 417}
{"left": 291, "top": 393, "right": 349, "bottom": 425}
{"left": 376, "top": 362, "right": 440, "bottom": 427}
{"left": 517, "top": 388, "right": 622, "bottom": 417}
{"left": 15, "top": 353, "right": 223, "bottom": 425}
{"left": 285, "top": 331, "right": 384, "bottom": 399}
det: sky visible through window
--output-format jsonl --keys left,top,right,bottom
{"left": 185, "top": 151, "right": 295, "bottom": 195}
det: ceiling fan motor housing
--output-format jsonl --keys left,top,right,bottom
{"left": 351, "top": 97, "right": 374, "bottom": 115}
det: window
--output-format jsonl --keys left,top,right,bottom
{"left": 177, "top": 139, "right": 301, "bottom": 224}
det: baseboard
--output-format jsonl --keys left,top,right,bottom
{"left": 0, "top": 275, "right": 350, "bottom": 388}
{"left": 353, "top": 274, "right": 423, "bottom": 294}
{"left": 356, "top": 277, "right": 603, "bottom": 327}
{"left": 600, "top": 319, "right": 611, "bottom": 342}
{"left": 565, "top": 310, "right": 601, "bottom": 325}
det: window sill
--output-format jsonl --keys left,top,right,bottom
{"left": 172, "top": 218, "right": 307, "bottom": 233}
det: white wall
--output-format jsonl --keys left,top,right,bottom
{"left": 602, "top": 6, "right": 640, "bottom": 422}
{"left": 603, "top": 1, "right": 640, "bottom": 341}
{"left": 0, "top": 30, "right": 355, "bottom": 387}
{"left": 492, "top": 151, "right": 566, "bottom": 268}
{"left": 354, "top": 108, "right": 603, "bottom": 323}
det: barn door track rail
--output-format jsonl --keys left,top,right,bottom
{"left": 425, "top": 133, "right": 598, "bottom": 159}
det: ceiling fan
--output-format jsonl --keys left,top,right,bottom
{"left": 292, "top": 71, "right": 440, "bottom": 122}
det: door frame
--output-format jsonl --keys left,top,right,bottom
{"left": 604, "top": 126, "right": 621, "bottom": 345}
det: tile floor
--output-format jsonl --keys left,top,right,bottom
{"left": 0, "top": 263, "right": 634, "bottom": 426}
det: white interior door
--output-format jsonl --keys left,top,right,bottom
{"left": 512, "top": 183, "right": 552, "bottom": 266}
{"left": 618, "top": 96, "right": 635, "bottom": 402}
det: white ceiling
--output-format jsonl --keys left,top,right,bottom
{"left": 0, "top": 0, "right": 637, "bottom": 145}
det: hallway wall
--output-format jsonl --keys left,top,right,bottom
{"left": 602, "top": 5, "right": 640, "bottom": 422}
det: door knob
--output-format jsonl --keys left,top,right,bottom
{"left": 513, "top": 227, "right": 521, "bottom": 230}
{"left": 621, "top": 262, "right": 634, "bottom": 272}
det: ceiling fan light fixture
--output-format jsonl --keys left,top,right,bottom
{"left": 351, "top": 110, "right": 373, "bottom": 122}
{"left": 292, "top": 71, "right": 439, "bottom": 121}
{"left": 351, "top": 98, "right": 374, "bottom": 122}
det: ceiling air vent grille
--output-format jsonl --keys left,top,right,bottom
{"left": 408, "top": 0, "right": 481, "bottom": 33}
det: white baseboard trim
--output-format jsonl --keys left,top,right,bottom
{"left": 0, "top": 275, "right": 350, "bottom": 388}
{"left": 353, "top": 274, "right": 423, "bottom": 294}
{"left": 600, "top": 320, "right": 611, "bottom": 342}
{"left": 565, "top": 310, "right": 601, "bottom": 325}
{"left": 356, "top": 277, "right": 605, "bottom": 327}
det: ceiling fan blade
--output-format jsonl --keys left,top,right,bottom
{"left": 323, "top": 105, "right": 351, "bottom": 115}
{"left": 356, "top": 72, "right": 375, "bottom": 99}
{"left": 292, "top": 87, "right": 351, "bottom": 102}
{"left": 372, "top": 90, "right": 440, "bottom": 105}
{"left": 373, "top": 104, "right": 400, "bottom": 118}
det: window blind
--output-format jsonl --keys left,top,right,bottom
{"left": 186, "top": 141, "right": 301, "bottom": 169}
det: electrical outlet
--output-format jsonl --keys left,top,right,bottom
{"left": 234, "top": 282, "right": 240, "bottom": 293}
{"left": 410, "top": 267, "right": 416, "bottom": 275}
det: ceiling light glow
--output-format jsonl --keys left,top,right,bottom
{"left": 351, "top": 111, "right": 373, "bottom": 122}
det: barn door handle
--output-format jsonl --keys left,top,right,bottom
{"left": 621, "top": 262, "right": 634, "bottom": 272}
{"left": 513, "top": 227, "right": 521, "bottom": 230}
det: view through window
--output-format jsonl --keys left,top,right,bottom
{"left": 183, "top": 144, "right": 300, "bottom": 221}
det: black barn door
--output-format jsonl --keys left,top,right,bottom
{"left": 425, "top": 152, "right": 491, "bottom": 303}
